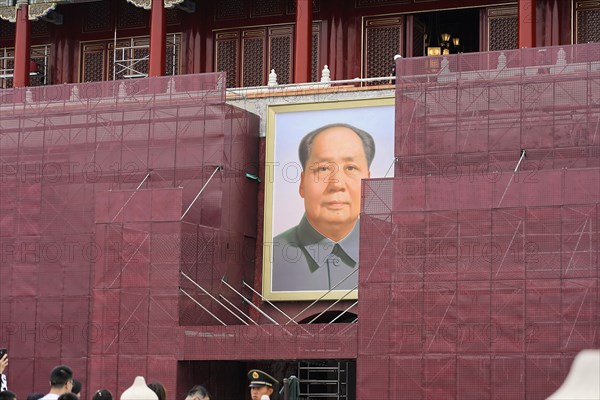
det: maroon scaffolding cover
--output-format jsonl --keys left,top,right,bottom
{"left": 0, "top": 73, "right": 260, "bottom": 398}
{"left": 358, "top": 44, "right": 600, "bottom": 400}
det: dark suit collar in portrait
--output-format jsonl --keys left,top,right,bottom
{"left": 296, "top": 214, "right": 359, "bottom": 273}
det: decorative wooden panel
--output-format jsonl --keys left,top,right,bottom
{"left": 81, "top": 43, "right": 106, "bottom": 82}
{"left": 0, "top": 19, "right": 15, "bottom": 40}
{"left": 364, "top": 16, "right": 403, "bottom": 79}
{"left": 117, "top": 0, "right": 147, "bottom": 30}
{"left": 268, "top": 26, "right": 293, "bottom": 85}
{"left": 242, "top": 29, "right": 266, "bottom": 87}
{"left": 215, "top": 32, "right": 239, "bottom": 87}
{"left": 486, "top": 6, "right": 518, "bottom": 51}
{"left": 311, "top": 22, "right": 320, "bottom": 82}
{"left": 83, "top": 0, "right": 112, "bottom": 33}
{"left": 216, "top": 0, "right": 246, "bottom": 21}
{"left": 286, "top": 0, "right": 320, "bottom": 14}
{"left": 575, "top": 1, "right": 600, "bottom": 44}
{"left": 356, "top": 0, "right": 409, "bottom": 7}
{"left": 215, "top": 22, "right": 316, "bottom": 87}
{"left": 31, "top": 20, "right": 49, "bottom": 38}
{"left": 166, "top": 7, "right": 181, "bottom": 26}
{"left": 251, "top": 0, "right": 283, "bottom": 17}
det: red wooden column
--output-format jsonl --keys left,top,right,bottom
{"left": 294, "top": 0, "right": 312, "bottom": 83}
{"left": 148, "top": 0, "right": 166, "bottom": 76}
{"left": 13, "top": 1, "right": 31, "bottom": 88}
{"left": 518, "top": 0, "right": 536, "bottom": 48}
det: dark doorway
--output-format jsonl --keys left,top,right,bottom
{"left": 177, "top": 359, "right": 356, "bottom": 400}
{"left": 413, "top": 8, "right": 480, "bottom": 56}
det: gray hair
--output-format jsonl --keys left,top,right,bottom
{"left": 298, "top": 123, "right": 376, "bottom": 170}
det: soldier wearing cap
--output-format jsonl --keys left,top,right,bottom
{"left": 247, "top": 369, "right": 278, "bottom": 400}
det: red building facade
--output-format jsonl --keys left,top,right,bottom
{"left": 1, "top": 1, "right": 600, "bottom": 400}
{"left": 1, "top": 0, "right": 596, "bottom": 88}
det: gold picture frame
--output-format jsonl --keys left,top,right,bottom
{"left": 262, "top": 97, "right": 395, "bottom": 301}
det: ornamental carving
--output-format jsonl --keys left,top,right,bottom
{"left": 28, "top": 2, "right": 56, "bottom": 20}
{"left": 0, "top": 2, "right": 55, "bottom": 22}
{"left": 164, "top": 0, "right": 184, "bottom": 8}
{"left": 125, "top": 0, "right": 151, "bottom": 10}
{"left": 125, "top": 0, "right": 185, "bottom": 9}
{"left": 0, "top": 6, "right": 17, "bottom": 23}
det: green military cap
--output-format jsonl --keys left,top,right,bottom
{"left": 248, "top": 369, "right": 278, "bottom": 388}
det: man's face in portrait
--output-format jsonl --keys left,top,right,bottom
{"left": 299, "top": 126, "right": 370, "bottom": 241}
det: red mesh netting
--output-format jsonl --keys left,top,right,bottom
{"left": 359, "top": 43, "right": 600, "bottom": 399}
{"left": 0, "top": 73, "right": 259, "bottom": 398}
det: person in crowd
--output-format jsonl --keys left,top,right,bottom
{"left": 56, "top": 393, "right": 77, "bottom": 400}
{"left": 39, "top": 365, "right": 74, "bottom": 400}
{"left": 184, "top": 385, "right": 211, "bottom": 400}
{"left": 70, "top": 380, "right": 81, "bottom": 399}
{"left": 91, "top": 389, "right": 112, "bottom": 400}
{"left": 26, "top": 393, "right": 44, "bottom": 400}
{"left": 147, "top": 382, "right": 165, "bottom": 400}
{"left": 0, "top": 391, "right": 16, "bottom": 400}
{"left": 0, "top": 352, "right": 8, "bottom": 391}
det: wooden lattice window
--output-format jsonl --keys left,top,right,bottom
{"left": 80, "top": 34, "right": 181, "bottom": 82}
{"left": 575, "top": 1, "right": 600, "bottom": 44}
{"left": 363, "top": 16, "right": 403, "bottom": 79}
{"left": 110, "top": 37, "right": 150, "bottom": 79}
{"left": 215, "top": 31, "right": 239, "bottom": 88}
{"left": 165, "top": 34, "right": 181, "bottom": 76}
{"left": 485, "top": 6, "right": 518, "bottom": 51}
{"left": 81, "top": 43, "right": 106, "bottom": 82}
{"left": 311, "top": 22, "right": 320, "bottom": 82}
{"left": 242, "top": 29, "right": 266, "bottom": 87}
{"left": 216, "top": 23, "right": 310, "bottom": 87}
{"left": 0, "top": 45, "right": 51, "bottom": 88}
{"left": 268, "top": 25, "right": 293, "bottom": 85}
